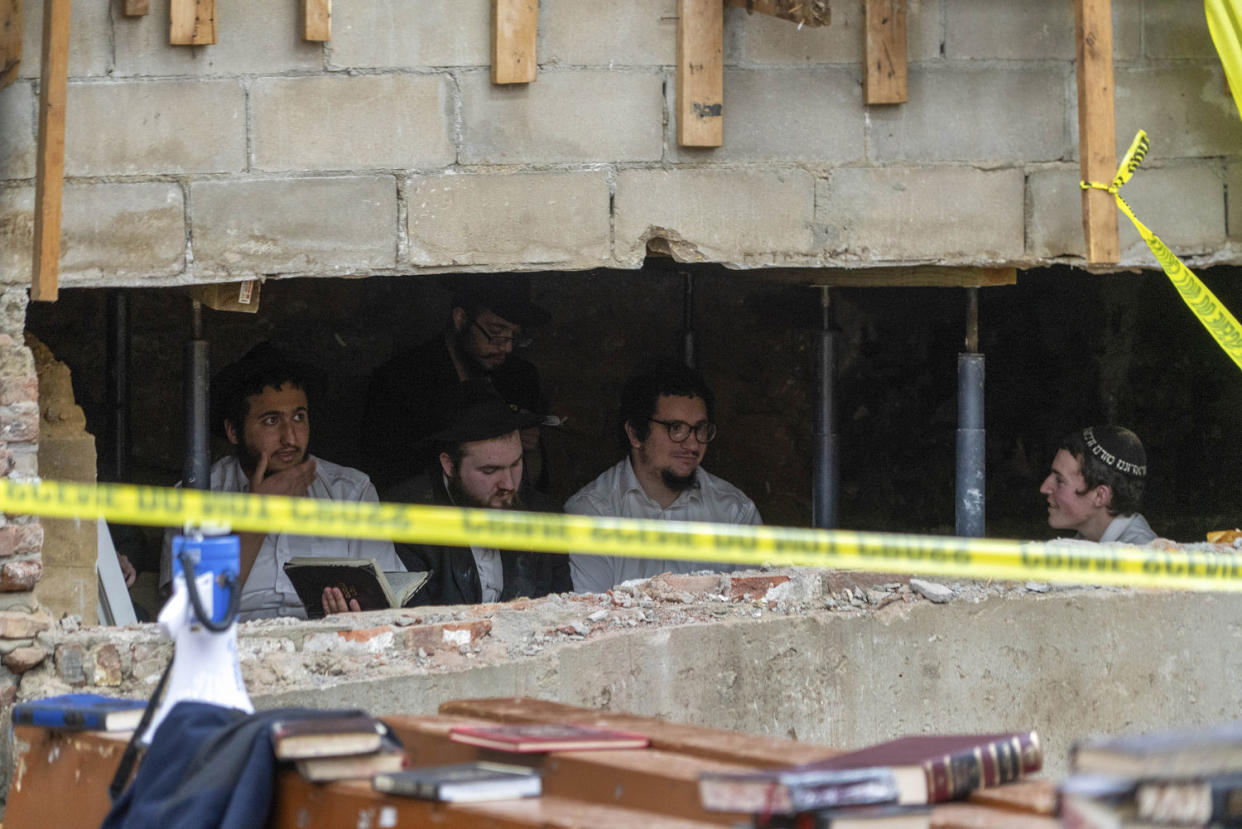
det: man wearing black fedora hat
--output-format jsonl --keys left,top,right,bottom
{"left": 1039, "top": 425, "right": 1158, "bottom": 544}
{"left": 362, "top": 274, "right": 551, "bottom": 495}
{"left": 387, "top": 381, "right": 571, "bottom": 606}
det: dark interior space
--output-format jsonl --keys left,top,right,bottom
{"left": 24, "top": 264, "right": 1242, "bottom": 591}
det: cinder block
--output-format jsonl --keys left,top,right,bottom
{"left": 945, "top": 0, "right": 1140, "bottom": 61}
{"left": 1028, "top": 162, "right": 1226, "bottom": 264}
{"left": 1115, "top": 66, "right": 1242, "bottom": 161}
{"left": 459, "top": 70, "right": 663, "bottom": 164}
{"left": 65, "top": 81, "right": 245, "bottom": 176}
{"left": 738, "top": 0, "right": 942, "bottom": 65}
{"left": 0, "top": 82, "right": 34, "bottom": 181}
{"left": 113, "top": 0, "right": 322, "bottom": 77}
{"left": 192, "top": 177, "right": 398, "bottom": 275}
{"left": 252, "top": 74, "right": 455, "bottom": 172}
{"left": 1144, "top": 0, "right": 1217, "bottom": 59}
{"left": 816, "top": 166, "right": 1024, "bottom": 262}
{"left": 615, "top": 169, "right": 817, "bottom": 265}
{"left": 19, "top": 0, "right": 111, "bottom": 79}
{"left": 329, "top": 0, "right": 489, "bottom": 69}
{"left": 870, "top": 66, "right": 1069, "bottom": 162}
{"left": 542, "top": 0, "right": 675, "bottom": 66}
{"left": 669, "top": 68, "right": 863, "bottom": 163}
{"left": 0, "top": 188, "right": 33, "bottom": 285}
{"left": 407, "top": 172, "right": 610, "bottom": 267}
{"left": 1228, "top": 163, "right": 1242, "bottom": 242}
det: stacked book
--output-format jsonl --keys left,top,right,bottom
{"left": 1061, "top": 721, "right": 1242, "bottom": 827}
{"left": 698, "top": 730, "right": 1043, "bottom": 828}
{"left": 271, "top": 715, "right": 407, "bottom": 782}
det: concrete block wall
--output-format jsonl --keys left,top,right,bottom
{"left": 0, "top": 0, "right": 1240, "bottom": 286}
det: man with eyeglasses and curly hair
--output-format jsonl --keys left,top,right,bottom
{"left": 363, "top": 274, "right": 550, "bottom": 495}
{"left": 566, "top": 360, "right": 761, "bottom": 593}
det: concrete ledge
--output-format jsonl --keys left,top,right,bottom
{"left": 19, "top": 569, "right": 1242, "bottom": 778}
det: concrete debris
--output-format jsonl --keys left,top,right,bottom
{"left": 910, "top": 579, "right": 955, "bottom": 604}
{"left": 587, "top": 610, "right": 609, "bottom": 622}
{"left": 1025, "top": 582, "right": 1050, "bottom": 593}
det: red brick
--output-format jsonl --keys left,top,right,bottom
{"left": 0, "top": 403, "right": 37, "bottom": 443}
{"left": 13, "top": 524, "right": 41, "bottom": 555}
{"left": 0, "top": 376, "right": 37, "bottom": 406}
{"left": 0, "top": 560, "right": 41, "bottom": 591}
{"left": 0, "top": 681, "right": 17, "bottom": 706}
{"left": 0, "top": 610, "right": 50, "bottom": 639}
{"left": 337, "top": 626, "right": 393, "bottom": 644}
{"left": 91, "top": 644, "right": 123, "bottom": 686}
{"left": 728, "top": 574, "right": 791, "bottom": 601}
{"left": 3, "top": 646, "right": 46, "bottom": 673}
{"left": 0, "top": 528, "right": 16, "bottom": 558}
{"left": 399, "top": 620, "right": 492, "bottom": 653}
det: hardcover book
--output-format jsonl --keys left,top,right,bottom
{"left": 295, "top": 744, "right": 407, "bottom": 782}
{"left": 447, "top": 723, "right": 650, "bottom": 753}
{"left": 699, "top": 765, "right": 900, "bottom": 814}
{"left": 372, "top": 761, "right": 542, "bottom": 802}
{"left": 1136, "top": 772, "right": 1242, "bottom": 825}
{"left": 753, "top": 805, "right": 931, "bottom": 829}
{"left": 12, "top": 693, "right": 146, "bottom": 732}
{"left": 271, "top": 716, "right": 390, "bottom": 760}
{"left": 1073, "top": 721, "right": 1242, "bottom": 779}
{"left": 282, "top": 557, "right": 429, "bottom": 618}
{"left": 797, "top": 731, "right": 1042, "bottom": 804}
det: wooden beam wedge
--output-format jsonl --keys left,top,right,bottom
{"left": 677, "top": 0, "right": 723, "bottom": 147}
{"left": 31, "top": 0, "right": 71, "bottom": 303}
{"left": 864, "top": 0, "right": 907, "bottom": 105}
{"left": 1075, "top": 0, "right": 1119, "bottom": 264}
{"left": 724, "top": 0, "right": 830, "bottom": 27}
{"left": 303, "top": 0, "right": 330, "bottom": 42}
{"left": 123, "top": 0, "right": 149, "bottom": 17}
{"left": 170, "top": 0, "right": 216, "bottom": 46}
{"left": 0, "top": 0, "right": 20, "bottom": 89}
{"left": 758, "top": 267, "right": 1018, "bottom": 288}
{"left": 491, "top": 0, "right": 537, "bottom": 84}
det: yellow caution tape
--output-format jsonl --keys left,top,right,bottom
{"left": 1082, "top": 131, "right": 1242, "bottom": 373}
{"left": 5, "top": 478, "right": 1242, "bottom": 593}
{"left": 1206, "top": 0, "right": 1242, "bottom": 122}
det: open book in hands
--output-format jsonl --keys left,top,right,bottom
{"left": 282, "top": 557, "right": 429, "bottom": 618}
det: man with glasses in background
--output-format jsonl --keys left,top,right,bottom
{"left": 363, "top": 275, "right": 550, "bottom": 494}
{"left": 565, "top": 361, "right": 761, "bottom": 593}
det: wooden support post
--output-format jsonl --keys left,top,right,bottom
{"left": 31, "top": 0, "right": 71, "bottom": 303}
{"left": 1075, "top": 0, "right": 1119, "bottom": 264}
{"left": 677, "top": 0, "right": 723, "bottom": 148}
{"left": 0, "top": 0, "right": 20, "bottom": 89}
{"left": 123, "top": 0, "right": 149, "bottom": 17}
{"left": 170, "top": 0, "right": 216, "bottom": 46}
{"left": 864, "top": 0, "right": 907, "bottom": 105}
{"left": 491, "top": 0, "right": 537, "bottom": 85}
{"left": 303, "top": 0, "right": 330, "bottom": 42}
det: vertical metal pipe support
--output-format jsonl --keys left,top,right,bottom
{"left": 106, "top": 291, "right": 129, "bottom": 482}
{"left": 681, "top": 271, "right": 696, "bottom": 369}
{"left": 956, "top": 287, "right": 985, "bottom": 537}
{"left": 813, "top": 286, "right": 839, "bottom": 529}
{"left": 182, "top": 300, "right": 211, "bottom": 491}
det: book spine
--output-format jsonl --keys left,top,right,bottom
{"left": 13, "top": 707, "right": 97, "bottom": 730}
{"left": 923, "top": 732, "right": 1041, "bottom": 802}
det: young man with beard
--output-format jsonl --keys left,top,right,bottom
{"left": 1039, "top": 425, "right": 1158, "bottom": 544}
{"left": 387, "top": 384, "right": 571, "bottom": 606}
{"left": 159, "top": 344, "right": 402, "bottom": 620}
{"left": 362, "top": 275, "right": 550, "bottom": 495}
{"left": 565, "top": 362, "right": 761, "bottom": 593}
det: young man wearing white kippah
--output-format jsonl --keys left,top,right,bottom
{"left": 1038, "top": 425, "right": 1158, "bottom": 544}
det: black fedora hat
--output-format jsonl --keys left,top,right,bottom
{"left": 425, "top": 380, "right": 544, "bottom": 447}
{"left": 437, "top": 273, "right": 551, "bottom": 328}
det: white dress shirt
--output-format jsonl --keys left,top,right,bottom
{"left": 1098, "top": 512, "right": 1157, "bottom": 544}
{"left": 565, "top": 458, "right": 761, "bottom": 593}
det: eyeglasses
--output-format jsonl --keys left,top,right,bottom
{"left": 472, "top": 320, "right": 532, "bottom": 349}
{"left": 648, "top": 418, "right": 718, "bottom": 443}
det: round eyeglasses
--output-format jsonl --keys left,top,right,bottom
{"left": 648, "top": 418, "right": 718, "bottom": 443}
{"left": 472, "top": 320, "right": 532, "bottom": 349}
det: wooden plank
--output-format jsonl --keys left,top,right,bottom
{"left": 1075, "top": 0, "right": 1119, "bottom": 264}
{"left": 0, "top": 0, "right": 20, "bottom": 89}
{"left": 31, "top": 0, "right": 71, "bottom": 303}
{"left": 491, "top": 0, "right": 537, "bottom": 85}
{"left": 724, "top": 0, "right": 830, "bottom": 27}
{"left": 758, "top": 266, "right": 1018, "bottom": 288}
{"left": 6, "top": 728, "right": 128, "bottom": 827}
{"left": 384, "top": 714, "right": 752, "bottom": 825}
{"left": 170, "top": 0, "right": 216, "bottom": 46}
{"left": 123, "top": 0, "right": 149, "bottom": 17}
{"left": 189, "top": 280, "right": 261, "bottom": 313}
{"left": 438, "top": 698, "right": 842, "bottom": 767}
{"left": 677, "top": 0, "right": 723, "bottom": 147}
{"left": 302, "top": 0, "right": 330, "bottom": 42}
{"left": 864, "top": 0, "right": 907, "bottom": 105}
